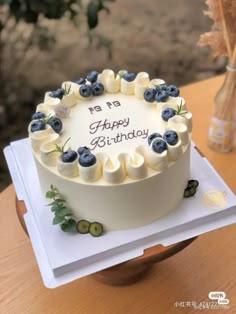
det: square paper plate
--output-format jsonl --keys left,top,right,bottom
{"left": 4, "top": 139, "right": 236, "bottom": 288}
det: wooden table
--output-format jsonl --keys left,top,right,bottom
{"left": 1, "top": 75, "right": 236, "bottom": 313}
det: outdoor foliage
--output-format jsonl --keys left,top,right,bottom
{"left": 0, "top": 0, "right": 115, "bottom": 29}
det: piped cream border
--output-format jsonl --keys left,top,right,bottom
{"left": 29, "top": 70, "right": 192, "bottom": 184}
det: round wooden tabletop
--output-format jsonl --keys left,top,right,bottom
{"left": 15, "top": 196, "right": 197, "bottom": 285}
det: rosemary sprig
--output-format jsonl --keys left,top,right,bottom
{"left": 176, "top": 100, "right": 188, "bottom": 116}
{"left": 117, "top": 70, "right": 126, "bottom": 79}
{"left": 46, "top": 137, "right": 71, "bottom": 155}
{"left": 64, "top": 84, "right": 72, "bottom": 96}
{"left": 40, "top": 114, "right": 53, "bottom": 125}
{"left": 153, "top": 83, "right": 167, "bottom": 91}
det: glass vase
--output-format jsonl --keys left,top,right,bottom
{"left": 208, "top": 64, "right": 236, "bottom": 152}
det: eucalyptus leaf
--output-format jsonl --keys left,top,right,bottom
{"left": 61, "top": 219, "right": 77, "bottom": 232}
{"left": 52, "top": 215, "right": 65, "bottom": 225}
{"left": 46, "top": 191, "right": 55, "bottom": 199}
{"left": 51, "top": 204, "right": 64, "bottom": 212}
{"left": 55, "top": 207, "right": 71, "bottom": 217}
{"left": 47, "top": 201, "right": 57, "bottom": 206}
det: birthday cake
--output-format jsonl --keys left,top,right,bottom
{"left": 28, "top": 70, "right": 192, "bottom": 234}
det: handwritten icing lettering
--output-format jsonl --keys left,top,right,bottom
{"left": 107, "top": 101, "right": 121, "bottom": 109}
{"left": 88, "top": 100, "right": 121, "bottom": 114}
{"left": 90, "top": 129, "right": 149, "bottom": 150}
{"left": 89, "top": 118, "right": 130, "bottom": 135}
{"left": 88, "top": 106, "right": 102, "bottom": 115}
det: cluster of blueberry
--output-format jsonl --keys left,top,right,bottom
{"left": 75, "top": 71, "right": 104, "bottom": 98}
{"left": 61, "top": 146, "right": 97, "bottom": 168}
{"left": 148, "top": 130, "right": 179, "bottom": 154}
{"left": 31, "top": 112, "right": 63, "bottom": 133}
{"left": 50, "top": 88, "right": 65, "bottom": 99}
{"left": 144, "top": 84, "right": 179, "bottom": 103}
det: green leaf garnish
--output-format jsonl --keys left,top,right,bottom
{"left": 64, "top": 84, "right": 72, "bottom": 96}
{"left": 54, "top": 207, "right": 72, "bottom": 217}
{"left": 40, "top": 114, "right": 53, "bottom": 125}
{"left": 61, "top": 219, "right": 77, "bottom": 232}
{"left": 46, "top": 137, "right": 71, "bottom": 155}
{"left": 45, "top": 185, "right": 104, "bottom": 235}
{"left": 53, "top": 215, "right": 65, "bottom": 225}
{"left": 153, "top": 83, "right": 167, "bottom": 91}
{"left": 176, "top": 100, "right": 188, "bottom": 116}
{"left": 117, "top": 70, "right": 126, "bottom": 79}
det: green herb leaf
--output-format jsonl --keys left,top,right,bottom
{"left": 54, "top": 199, "right": 66, "bottom": 203}
{"left": 153, "top": 83, "right": 167, "bottom": 91}
{"left": 64, "top": 84, "right": 72, "bottom": 95}
{"left": 176, "top": 100, "right": 188, "bottom": 116}
{"left": 55, "top": 207, "right": 72, "bottom": 217}
{"left": 46, "top": 138, "right": 71, "bottom": 155}
{"left": 52, "top": 216, "right": 65, "bottom": 225}
{"left": 46, "top": 191, "right": 56, "bottom": 199}
{"left": 51, "top": 203, "right": 65, "bottom": 212}
{"left": 64, "top": 213, "right": 73, "bottom": 218}
{"left": 61, "top": 219, "right": 77, "bottom": 232}
{"left": 46, "top": 201, "right": 57, "bottom": 206}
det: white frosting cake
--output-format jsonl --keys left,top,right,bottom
{"left": 28, "top": 70, "right": 192, "bottom": 231}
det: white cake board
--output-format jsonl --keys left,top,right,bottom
{"left": 4, "top": 139, "right": 236, "bottom": 288}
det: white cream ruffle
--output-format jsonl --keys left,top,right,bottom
{"left": 29, "top": 70, "right": 192, "bottom": 184}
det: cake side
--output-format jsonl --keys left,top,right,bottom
{"left": 34, "top": 143, "right": 191, "bottom": 230}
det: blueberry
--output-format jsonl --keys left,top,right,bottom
{"left": 79, "top": 152, "right": 97, "bottom": 167}
{"left": 152, "top": 139, "right": 168, "bottom": 154}
{"left": 86, "top": 71, "right": 98, "bottom": 83}
{"left": 79, "top": 84, "right": 92, "bottom": 98}
{"left": 188, "top": 180, "right": 199, "bottom": 189}
{"left": 62, "top": 150, "right": 78, "bottom": 163}
{"left": 166, "top": 85, "right": 180, "bottom": 97}
{"left": 30, "top": 120, "right": 46, "bottom": 133}
{"left": 144, "top": 88, "right": 157, "bottom": 102}
{"left": 50, "top": 88, "right": 65, "bottom": 100}
{"left": 184, "top": 187, "right": 196, "bottom": 198}
{"left": 31, "top": 112, "right": 46, "bottom": 120}
{"left": 123, "top": 72, "right": 136, "bottom": 82}
{"left": 147, "top": 132, "right": 162, "bottom": 145}
{"left": 48, "top": 117, "right": 63, "bottom": 133}
{"left": 75, "top": 77, "right": 86, "bottom": 85}
{"left": 161, "top": 108, "right": 177, "bottom": 122}
{"left": 163, "top": 130, "right": 179, "bottom": 146}
{"left": 92, "top": 82, "right": 104, "bottom": 96}
{"left": 155, "top": 90, "right": 169, "bottom": 102}
{"left": 78, "top": 146, "right": 91, "bottom": 155}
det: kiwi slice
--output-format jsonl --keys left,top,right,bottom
{"left": 76, "top": 219, "right": 90, "bottom": 234}
{"left": 184, "top": 187, "right": 196, "bottom": 198}
{"left": 89, "top": 222, "right": 104, "bottom": 237}
{"left": 188, "top": 180, "right": 199, "bottom": 189}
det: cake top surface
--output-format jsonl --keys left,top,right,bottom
{"left": 29, "top": 70, "right": 192, "bottom": 185}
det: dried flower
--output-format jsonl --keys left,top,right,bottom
{"left": 199, "top": 0, "right": 236, "bottom": 65}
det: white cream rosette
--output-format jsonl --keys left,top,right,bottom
{"left": 57, "top": 154, "right": 79, "bottom": 178}
{"left": 97, "top": 69, "right": 120, "bottom": 93}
